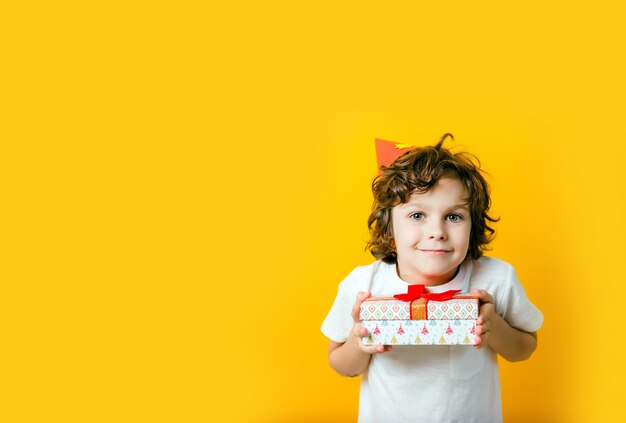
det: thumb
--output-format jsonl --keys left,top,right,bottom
{"left": 471, "top": 289, "right": 493, "bottom": 304}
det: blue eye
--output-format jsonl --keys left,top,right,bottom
{"left": 446, "top": 214, "right": 463, "bottom": 222}
{"left": 410, "top": 212, "right": 425, "bottom": 221}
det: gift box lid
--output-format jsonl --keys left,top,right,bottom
{"left": 359, "top": 287, "right": 479, "bottom": 321}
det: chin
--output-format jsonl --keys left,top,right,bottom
{"left": 422, "top": 268, "right": 456, "bottom": 279}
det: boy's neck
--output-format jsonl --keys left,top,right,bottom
{"left": 396, "top": 264, "right": 461, "bottom": 286}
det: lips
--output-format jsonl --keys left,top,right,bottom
{"left": 419, "top": 249, "right": 452, "bottom": 254}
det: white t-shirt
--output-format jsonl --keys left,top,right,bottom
{"left": 321, "top": 256, "right": 543, "bottom": 423}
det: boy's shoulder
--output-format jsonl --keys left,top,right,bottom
{"left": 338, "top": 260, "right": 389, "bottom": 290}
{"left": 342, "top": 259, "right": 386, "bottom": 279}
{"left": 470, "top": 256, "right": 516, "bottom": 285}
{"left": 474, "top": 255, "right": 514, "bottom": 272}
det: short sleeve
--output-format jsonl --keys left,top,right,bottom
{"left": 321, "top": 263, "right": 383, "bottom": 343}
{"left": 496, "top": 265, "right": 544, "bottom": 333}
{"left": 321, "top": 277, "right": 356, "bottom": 343}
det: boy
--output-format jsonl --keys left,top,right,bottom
{"left": 321, "top": 135, "right": 543, "bottom": 422}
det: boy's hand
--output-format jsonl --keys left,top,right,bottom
{"left": 349, "top": 291, "right": 393, "bottom": 355}
{"left": 472, "top": 289, "right": 495, "bottom": 350}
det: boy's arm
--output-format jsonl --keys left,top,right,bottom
{"left": 328, "top": 292, "right": 393, "bottom": 377}
{"left": 472, "top": 289, "right": 538, "bottom": 362}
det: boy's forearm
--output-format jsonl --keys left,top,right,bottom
{"left": 488, "top": 314, "right": 537, "bottom": 362}
{"left": 329, "top": 337, "right": 372, "bottom": 377}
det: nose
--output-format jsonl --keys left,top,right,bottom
{"left": 428, "top": 221, "right": 447, "bottom": 240}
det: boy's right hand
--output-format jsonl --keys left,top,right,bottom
{"left": 349, "top": 291, "right": 393, "bottom": 355}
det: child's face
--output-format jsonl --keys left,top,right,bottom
{"left": 391, "top": 174, "right": 471, "bottom": 286}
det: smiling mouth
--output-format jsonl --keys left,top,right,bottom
{"left": 419, "top": 249, "right": 452, "bottom": 254}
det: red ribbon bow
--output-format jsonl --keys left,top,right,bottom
{"left": 393, "top": 284, "right": 461, "bottom": 302}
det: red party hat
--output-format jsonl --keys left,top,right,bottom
{"left": 374, "top": 138, "right": 416, "bottom": 174}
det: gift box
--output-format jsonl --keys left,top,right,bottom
{"left": 359, "top": 285, "right": 479, "bottom": 345}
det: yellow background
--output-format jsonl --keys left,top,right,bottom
{"left": 2, "top": 1, "right": 625, "bottom": 421}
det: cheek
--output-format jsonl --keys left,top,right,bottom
{"left": 390, "top": 215, "right": 404, "bottom": 241}
{"left": 456, "top": 226, "right": 472, "bottom": 248}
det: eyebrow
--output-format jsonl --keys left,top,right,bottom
{"left": 404, "top": 202, "right": 470, "bottom": 210}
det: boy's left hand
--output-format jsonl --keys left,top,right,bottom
{"left": 471, "top": 289, "right": 495, "bottom": 350}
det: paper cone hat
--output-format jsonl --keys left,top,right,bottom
{"left": 375, "top": 138, "right": 416, "bottom": 174}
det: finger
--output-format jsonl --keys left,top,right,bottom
{"left": 478, "top": 332, "right": 490, "bottom": 349}
{"left": 477, "top": 303, "right": 494, "bottom": 326}
{"left": 351, "top": 291, "right": 372, "bottom": 321}
{"left": 353, "top": 327, "right": 393, "bottom": 354}
{"left": 471, "top": 289, "right": 494, "bottom": 304}
{"left": 363, "top": 344, "right": 393, "bottom": 354}
{"left": 477, "top": 312, "right": 489, "bottom": 325}
{"left": 356, "top": 291, "right": 369, "bottom": 300}
{"left": 352, "top": 323, "right": 368, "bottom": 338}
{"left": 474, "top": 323, "right": 490, "bottom": 336}
{"left": 473, "top": 334, "right": 481, "bottom": 349}
{"left": 473, "top": 329, "right": 490, "bottom": 349}
{"left": 473, "top": 338, "right": 482, "bottom": 349}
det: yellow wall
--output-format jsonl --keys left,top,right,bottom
{"left": 3, "top": 1, "right": 626, "bottom": 421}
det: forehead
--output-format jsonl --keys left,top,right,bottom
{"left": 404, "top": 175, "right": 469, "bottom": 205}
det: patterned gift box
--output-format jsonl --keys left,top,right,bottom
{"left": 359, "top": 285, "right": 479, "bottom": 346}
